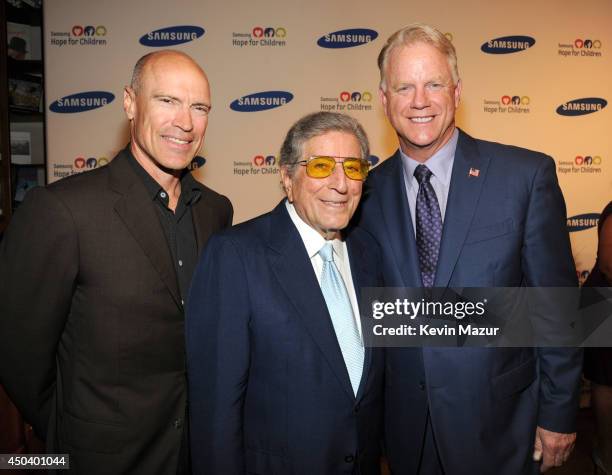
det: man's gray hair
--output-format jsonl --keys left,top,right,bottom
{"left": 378, "top": 23, "right": 459, "bottom": 90}
{"left": 130, "top": 52, "right": 156, "bottom": 94}
{"left": 279, "top": 111, "right": 370, "bottom": 177}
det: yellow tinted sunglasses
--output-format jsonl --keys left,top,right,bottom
{"left": 298, "top": 156, "right": 370, "bottom": 181}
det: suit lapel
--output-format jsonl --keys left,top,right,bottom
{"left": 375, "top": 152, "right": 422, "bottom": 286}
{"left": 268, "top": 202, "right": 356, "bottom": 401}
{"left": 108, "top": 151, "right": 182, "bottom": 308}
{"left": 346, "top": 232, "right": 377, "bottom": 401}
{"left": 435, "top": 130, "right": 490, "bottom": 287}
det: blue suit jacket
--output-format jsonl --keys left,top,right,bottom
{"left": 356, "top": 130, "right": 582, "bottom": 475}
{"left": 186, "top": 201, "right": 384, "bottom": 475}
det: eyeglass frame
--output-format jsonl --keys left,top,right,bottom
{"left": 296, "top": 155, "right": 371, "bottom": 181}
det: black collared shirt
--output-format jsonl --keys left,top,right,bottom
{"left": 128, "top": 152, "right": 201, "bottom": 306}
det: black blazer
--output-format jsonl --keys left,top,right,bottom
{"left": 0, "top": 149, "right": 232, "bottom": 474}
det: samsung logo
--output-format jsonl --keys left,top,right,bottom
{"left": 557, "top": 98, "right": 607, "bottom": 116}
{"left": 139, "top": 26, "right": 204, "bottom": 47}
{"left": 230, "top": 91, "right": 293, "bottom": 112}
{"left": 481, "top": 35, "right": 535, "bottom": 54}
{"left": 368, "top": 155, "right": 380, "bottom": 167}
{"left": 49, "top": 91, "right": 115, "bottom": 113}
{"left": 566, "top": 213, "right": 600, "bottom": 232}
{"left": 317, "top": 28, "right": 378, "bottom": 49}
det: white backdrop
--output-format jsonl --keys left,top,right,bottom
{"left": 44, "top": 0, "right": 611, "bottom": 280}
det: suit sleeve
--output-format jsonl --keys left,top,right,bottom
{"left": 521, "top": 156, "right": 583, "bottom": 433}
{"left": 186, "top": 233, "right": 250, "bottom": 474}
{"left": 0, "top": 187, "right": 78, "bottom": 437}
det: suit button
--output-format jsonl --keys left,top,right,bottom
{"left": 173, "top": 418, "right": 183, "bottom": 429}
{"left": 344, "top": 455, "right": 355, "bottom": 463}
{"left": 418, "top": 381, "right": 426, "bottom": 391}
{"left": 354, "top": 404, "right": 360, "bottom": 414}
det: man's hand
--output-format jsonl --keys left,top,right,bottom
{"left": 533, "top": 426, "right": 576, "bottom": 472}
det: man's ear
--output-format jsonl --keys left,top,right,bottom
{"left": 379, "top": 86, "right": 389, "bottom": 117}
{"left": 124, "top": 86, "right": 136, "bottom": 120}
{"left": 280, "top": 166, "right": 294, "bottom": 202}
{"left": 454, "top": 79, "right": 462, "bottom": 108}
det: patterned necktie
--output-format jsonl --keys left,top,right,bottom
{"left": 414, "top": 164, "right": 443, "bottom": 287}
{"left": 318, "top": 242, "right": 364, "bottom": 396}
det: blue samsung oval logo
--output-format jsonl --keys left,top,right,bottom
{"left": 49, "top": 91, "right": 115, "bottom": 113}
{"left": 139, "top": 26, "right": 204, "bottom": 47}
{"left": 481, "top": 35, "right": 535, "bottom": 54}
{"left": 556, "top": 98, "right": 607, "bottom": 116}
{"left": 230, "top": 91, "right": 293, "bottom": 112}
{"left": 317, "top": 28, "right": 378, "bottom": 49}
{"left": 566, "top": 213, "right": 600, "bottom": 232}
{"left": 368, "top": 155, "right": 380, "bottom": 167}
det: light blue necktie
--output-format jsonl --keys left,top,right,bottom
{"left": 318, "top": 242, "right": 364, "bottom": 396}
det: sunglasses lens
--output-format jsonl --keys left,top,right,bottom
{"left": 304, "top": 157, "right": 369, "bottom": 180}
{"left": 343, "top": 159, "right": 369, "bottom": 180}
{"left": 306, "top": 157, "right": 335, "bottom": 178}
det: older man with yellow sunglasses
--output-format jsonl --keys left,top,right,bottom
{"left": 187, "top": 111, "right": 384, "bottom": 475}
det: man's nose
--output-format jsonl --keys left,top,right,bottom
{"left": 173, "top": 106, "right": 194, "bottom": 131}
{"left": 328, "top": 162, "right": 349, "bottom": 193}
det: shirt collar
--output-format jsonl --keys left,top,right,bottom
{"left": 400, "top": 127, "right": 458, "bottom": 189}
{"left": 285, "top": 201, "right": 346, "bottom": 262}
{"left": 127, "top": 146, "right": 202, "bottom": 205}
{"left": 180, "top": 172, "right": 203, "bottom": 206}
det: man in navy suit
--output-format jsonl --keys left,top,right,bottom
{"left": 357, "top": 24, "right": 582, "bottom": 474}
{"left": 187, "top": 112, "right": 383, "bottom": 474}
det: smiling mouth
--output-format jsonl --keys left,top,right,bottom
{"left": 321, "top": 200, "right": 348, "bottom": 207}
{"left": 162, "top": 135, "right": 192, "bottom": 145}
{"left": 410, "top": 116, "right": 434, "bottom": 123}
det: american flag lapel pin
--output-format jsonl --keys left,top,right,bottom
{"left": 468, "top": 168, "right": 480, "bottom": 177}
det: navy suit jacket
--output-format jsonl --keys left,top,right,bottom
{"left": 186, "top": 201, "right": 384, "bottom": 475}
{"left": 356, "top": 130, "right": 582, "bottom": 475}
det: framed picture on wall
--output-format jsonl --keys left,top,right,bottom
{"left": 8, "top": 75, "right": 43, "bottom": 112}
{"left": 7, "top": 22, "right": 31, "bottom": 61}
{"left": 10, "top": 122, "right": 44, "bottom": 165}
{"left": 10, "top": 131, "right": 32, "bottom": 164}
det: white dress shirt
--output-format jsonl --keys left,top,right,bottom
{"left": 285, "top": 201, "right": 362, "bottom": 337}
{"left": 400, "top": 128, "right": 459, "bottom": 235}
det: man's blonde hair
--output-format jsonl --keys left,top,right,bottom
{"left": 378, "top": 24, "right": 459, "bottom": 90}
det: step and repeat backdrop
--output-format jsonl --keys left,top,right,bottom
{"left": 44, "top": 0, "right": 610, "bottom": 279}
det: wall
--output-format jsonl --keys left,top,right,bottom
{"left": 44, "top": 0, "right": 611, "bottom": 276}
